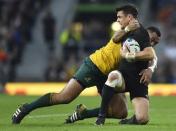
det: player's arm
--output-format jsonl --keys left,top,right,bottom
{"left": 133, "top": 47, "right": 155, "bottom": 60}
{"left": 112, "top": 20, "right": 140, "bottom": 43}
{"left": 112, "top": 30, "right": 127, "bottom": 43}
{"left": 139, "top": 54, "right": 158, "bottom": 85}
{"left": 121, "top": 46, "right": 155, "bottom": 61}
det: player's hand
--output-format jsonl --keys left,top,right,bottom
{"left": 125, "top": 20, "right": 140, "bottom": 32}
{"left": 120, "top": 46, "right": 128, "bottom": 58}
{"left": 139, "top": 68, "right": 153, "bottom": 86}
{"left": 120, "top": 47, "right": 135, "bottom": 62}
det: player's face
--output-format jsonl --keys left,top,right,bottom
{"left": 116, "top": 11, "right": 131, "bottom": 29}
{"left": 147, "top": 30, "right": 160, "bottom": 46}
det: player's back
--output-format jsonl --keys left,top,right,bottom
{"left": 89, "top": 39, "right": 121, "bottom": 75}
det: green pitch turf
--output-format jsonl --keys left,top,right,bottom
{"left": 0, "top": 94, "right": 176, "bottom": 131}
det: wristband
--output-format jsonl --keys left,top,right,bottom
{"left": 125, "top": 52, "right": 136, "bottom": 62}
{"left": 148, "top": 56, "right": 157, "bottom": 73}
{"left": 148, "top": 67, "right": 154, "bottom": 73}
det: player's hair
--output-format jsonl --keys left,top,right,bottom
{"left": 116, "top": 4, "right": 138, "bottom": 18}
{"left": 147, "top": 26, "right": 161, "bottom": 37}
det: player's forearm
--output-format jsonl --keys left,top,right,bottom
{"left": 124, "top": 47, "right": 155, "bottom": 62}
{"left": 112, "top": 21, "right": 140, "bottom": 44}
{"left": 135, "top": 51, "right": 154, "bottom": 60}
{"left": 135, "top": 47, "right": 154, "bottom": 60}
{"left": 112, "top": 30, "right": 126, "bottom": 43}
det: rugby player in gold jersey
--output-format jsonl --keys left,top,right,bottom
{"left": 12, "top": 7, "right": 160, "bottom": 124}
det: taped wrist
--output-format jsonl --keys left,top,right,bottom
{"left": 148, "top": 67, "right": 154, "bottom": 73}
{"left": 148, "top": 56, "right": 157, "bottom": 73}
{"left": 125, "top": 52, "right": 136, "bottom": 61}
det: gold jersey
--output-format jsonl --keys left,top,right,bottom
{"left": 89, "top": 39, "right": 121, "bottom": 75}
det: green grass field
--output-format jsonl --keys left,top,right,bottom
{"left": 0, "top": 94, "right": 176, "bottom": 131}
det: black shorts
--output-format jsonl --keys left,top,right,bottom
{"left": 73, "top": 57, "right": 107, "bottom": 94}
{"left": 120, "top": 70, "right": 149, "bottom": 100}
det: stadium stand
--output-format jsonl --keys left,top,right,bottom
{"left": 0, "top": 0, "right": 175, "bottom": 88}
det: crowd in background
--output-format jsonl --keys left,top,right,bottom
{"left": 0, "top": 0, "right": 51, "bottom": 87}
{"left": 0, "top": 0, "right": 176, "bottom": 85}
{"left": 150, "top": 0, "right": 176, "bottom": 83}
{"left": 46, "top": 0, "right": 176, "bottom": 83}
{"left": 45, "top": 20, "right": 109, "bottom": 82}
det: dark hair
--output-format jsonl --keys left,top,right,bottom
{"left": 147, "top": 26, "right": 161, "bottom": 37}
{"left": 116, "top": 5, "right": 138, "bottom": 18}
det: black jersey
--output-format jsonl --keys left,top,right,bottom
{"left": 119, "top": 25, "right": 150, "bottom": 74}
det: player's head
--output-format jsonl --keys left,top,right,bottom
{"left": 116, "top": 4, "right": 138, "bottom": 29}
{"left": 147, "top": 26, "right": 161, "bottom": 46}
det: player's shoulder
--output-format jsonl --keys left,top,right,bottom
{"left": 131, "top": 25, "right": 150, "bottom": 43}
{"left": 134, "top": 25, "right": 149, "bottom": 38}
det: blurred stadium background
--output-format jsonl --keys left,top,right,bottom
{"left": 0, "top": 0, "right": 176, "bottom": 130}
{"left": 0, "top": 0, "right": 176, "bottom": 95}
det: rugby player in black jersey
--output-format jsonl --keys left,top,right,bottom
{"left": 65, "top": 26, "right": 161, "bottom": 124}
{"left": 96, "top": 5, "right": 160, "bottom": 125}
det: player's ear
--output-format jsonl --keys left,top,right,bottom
{"left": 128, "top": 14, "right": 133, "bottom": 21}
